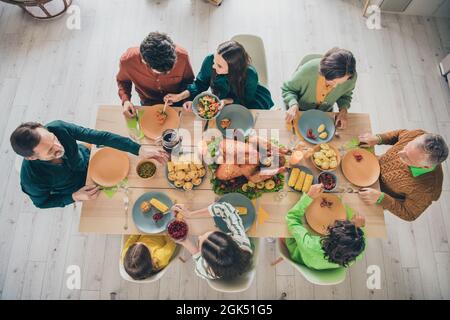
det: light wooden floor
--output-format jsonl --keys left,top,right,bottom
{"left": 0, "top": 0, "right": 449, "bottom": 300}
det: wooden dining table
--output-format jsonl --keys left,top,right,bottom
{"left": 79, "top": 105, "right": 387, "bottom": 238}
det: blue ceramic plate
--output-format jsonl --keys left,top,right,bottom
{"left": 297, "top": 109, "right": 335, "bottom": 144}
{"left": 192, "top": 92, "right": 222, "bottom": 120}
{"left": 288, "top": 165, "right": 318, "bottom": 193}
{"left": 214, "top": 193, "right": 256, "bottom": 232}
{"left": 132, "top": 191, "right": 174, "bottom": 234}
{"left": 215, "top": 104, "right": 254, "bottom": 138}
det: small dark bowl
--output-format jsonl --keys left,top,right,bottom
{"left": 318, "top": 171, "right": 338, "bottom": 192}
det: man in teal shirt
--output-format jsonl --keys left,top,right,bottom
{"left": 286, "top": 184, "right": 366, "bottom": 270}
{"left": 10, "top": 120, "right": 168, "bottom": 209}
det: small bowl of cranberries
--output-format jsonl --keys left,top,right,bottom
{"left": 167, "top": 218, "right": 189, "bottom": 241}
{"left": 318, "top": 171, "right": 338, "bottom": 192}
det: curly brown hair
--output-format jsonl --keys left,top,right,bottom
{"left": 140, "top": 32, "right": 177, "bottom": 72}
{"left": 321, "top": 220, "right": 365, "bottom": 267}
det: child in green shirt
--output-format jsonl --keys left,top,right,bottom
{"left": 285, "top": 184, "right": 366, "bottom": 270}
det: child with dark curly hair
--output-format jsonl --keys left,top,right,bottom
{"left": 285, "top": 184, "right": 365, "bottom": 269}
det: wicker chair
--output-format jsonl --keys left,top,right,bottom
{"left": 0, "top": 0, "right": 72, "bottom": 20}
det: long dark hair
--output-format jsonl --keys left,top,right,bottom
{"left": 320, "top": 220, "right": 365, "bottom": 267}
{"left": 201, "top": 231, "right": 252, "bottom": 279}
{"left": 124, "top": 243, "right": 155, "bottom": 280}
{"left": 211, "top": 41, "right": 250, "bottom": 102}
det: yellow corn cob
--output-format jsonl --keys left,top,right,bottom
{"left": 302, "top": 174, "right": 313, "bottom": 193}
{"left": 236, "top": 207, "right": 248, "bottom": 215}
{"left": 150, "top": 198, "right": 169, "bottom": 213}
{"left": 294, "top": 171, "right": 306, "bottom": 191}
{"left": 288, "top": 168, "right": 300, "bottom": 187}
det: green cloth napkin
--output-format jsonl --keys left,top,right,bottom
{"left": 344, "top": 137, "right": 375, "bottom": 154}
{"left": 126, "top": 109, "right": 145, "bottom": 139}
{"left": 101, "top": 178, "right": 128, "bottom": 198}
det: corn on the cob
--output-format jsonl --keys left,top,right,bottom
{"left": 236, "top": 207, "right": 248, "bottom": 215}
{"left": 150, "top": 198, "right": 169, "bottom": 213}
{"left": 294, "top": 171, "right": 306, "bottom": 191}
{"left": 288, "top": 168, "right": 300, "bottom": 187}
{"left": 302, "top": 174, "right": 313, "bottom": 193}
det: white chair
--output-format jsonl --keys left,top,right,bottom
{"left": 206, "top": 237, "right": 260, "bottom": 293}
{"left": 119, "top": 235, "right": 182, "bottom": 283}
{"left": 296, "top": 53, "right": 323, "bottom": 72}
{"left": 15, "top": 155, "right": 22, "bottom": 174}
{"left": 231, "top": 34, "right": 268, "bottom": 87}
{"left": 275, "top": 239, "right": 346, "bottom": 286}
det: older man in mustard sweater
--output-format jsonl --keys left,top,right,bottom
{"left": 358, "top": 129, "right": 448, "bottom": 222}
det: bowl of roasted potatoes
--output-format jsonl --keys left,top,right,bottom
{"left": 310, "top": 143, "right": 341, "bottom": 171}
{"left": 166, "top": 154, "right": 207, "bottom": 191}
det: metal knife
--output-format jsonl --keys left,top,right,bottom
{"left": 135, "top": 111, "right": 140, "bottom": 132}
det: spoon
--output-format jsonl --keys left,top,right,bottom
{"left": 163, "top": 99, "right": 168, "bottom": 113}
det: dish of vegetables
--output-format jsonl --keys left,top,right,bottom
{"left": 209, "top": 167, "right": 285, "bottom": 200}
{"left": 193, "top": 93, "right": 221, "bottom": 120}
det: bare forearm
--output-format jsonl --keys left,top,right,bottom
{"left": 179, "top": 90, "right": 190, "bottom": 100}
{"left": 188, "top": 207, "right": 211, "bottom": 218}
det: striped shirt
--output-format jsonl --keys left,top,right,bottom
{"left": 193, "top": 202, "right": 253, "bottom": 280}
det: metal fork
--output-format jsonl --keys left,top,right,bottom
{"left": 253, "top": 112, "right": 260, "bottom": 127}
{"left": 120, "top": 185, "right": 130, "bottom": 230}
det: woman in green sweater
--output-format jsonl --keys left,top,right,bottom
{"left": 285, "top": 184, "right": 366, "bottom": 270}
{"left": 282, "top": 48, "right": 357, "bottom": 129}
{"left": 165, "top": 41, "right": 274, "bottom": 110}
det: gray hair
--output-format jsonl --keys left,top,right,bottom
{"left": 419, "top": 134, "right": 449, "bottom": 165}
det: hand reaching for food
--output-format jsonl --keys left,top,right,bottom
{"left": 307, "top": 184, "right": 323, "bottom": 199}
{"left": 122, "top": 101, "right": 136, "bottom": 118}
{"left": 358, "top": 187, "right": 381, "bottom": 204}
{"left": 172, "top": 204, "right": 189, "bottom": 218}
{"left": 183, "top": 101, "right": 193, "bottom": 112}
{"left": 221, "top": 98, "right": 233, "bottom": 108}
{"left": 163, "top": 93, "right": 181, "bottom": 105}
{"left": 138, "top": 147, "right": 169, "bottom": 164}
{"left": 351, "top": 213, "right": 366, "bottom": 228}
{"left": 72, "top": 185, "right": 101, "bottom": 202}
{"left": 358, "top": 133, "right": 379, "bottom": 147}
{"left": 335, "top": 109, "right": 348, "bottom": 129}
{"left": 285, "top": 104, "right": 298, "bottom": 123}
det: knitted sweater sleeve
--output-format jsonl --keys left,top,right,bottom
{"left": 378, "top": 130, "right": 409, "bottom": 145}
{"left": 381, "top": 188, "right": 432, "bottom": 221}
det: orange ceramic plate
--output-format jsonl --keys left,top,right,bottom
{"left": 139, "top": 104, "right": 180, "bottom": 140}
{"left": 305, "top": 194, "right": 346, "bottom": 236}
{"left": 89, "top": 147, "right": 130, "bottom": 187}
{"left": 341, "top": 148, "right": 380, "bottom": 187}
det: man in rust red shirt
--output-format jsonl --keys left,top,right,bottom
{"left": 117, "top": 32, "right": 195, "bottom": 118}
